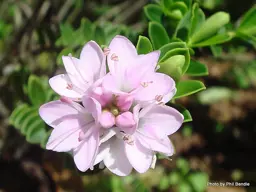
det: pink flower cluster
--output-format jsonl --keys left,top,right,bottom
{"left": 39, "top": 36, "right": 184, "bottom": 176}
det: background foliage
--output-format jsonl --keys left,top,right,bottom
{"left": 0, "top": 0, "right": 256, "bottom": 192}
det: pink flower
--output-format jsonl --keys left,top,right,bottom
{"left": 39, "top": 96, "right": 102, "bottom": 172}
{"left": 102, "top": 35, "right": 176, "bottom": 105}
{"left": 93, "top": 103, "right": 184, "bottom": 176}
{"left": 49, "top": 41, "right": 106, "bottom": 101}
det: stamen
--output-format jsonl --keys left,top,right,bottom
{"left": 155, "top": 95, "right": 163, "bottom": 102}
{"left": 141, "top": 82, "right": 149, "bottom": 87}
{"left": 155, "top": 65, "right": 160, "bottom": 71}
{"left": 150, "top": 154, "right": 157, "bottom": 169}
{"left": 141, "top": 81, "right": 153, "bottom": 88}
{"left": 78, "top": 131, "right": 85, "bottom": 142}
{"left": 103, "top": 47, "right": 110, "bottom": 56}
{"left": 60, "top": 96, "right": 72, "bottom": 104}
{"left": 111, "top": 53, "right": 119, "bottom": 61}
{"left": 123, "top": 134, "right": 134, "bottom": 145}
{"left": 66, "top": 83, "right": 73, "bottom": 90}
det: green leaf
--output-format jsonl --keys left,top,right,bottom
{"left": 188, "top": 172, "right": 208, "bottom": 192}
{"left": 176, "top": 158, "right": 190, "bottom": 175}
{"left": 210, "top": 45, "right": 223, "bottom": 57}
{"left": 149, "top": 22, "right": 169, "bottom": 50}
{"left": 95, "top": 26, "right": 106, "bottom": 45}
{"left": 12, "top": 107, "right": 38, "bottom": 129}
{"left": 197, "top": 87, "right": 233, "bottom": 104}
{"left": 180, "top": 107, "right": 192, "bottom": 123}
{"left": 190, "top": 3, "right": 205, "bottom": 37}
{"left": 174, "top": 10, "right": 192, "bottom": 41}
{"left": 56, "top": 23, "right": 74, "bottom": 46}
{"left": 190, "top": 12, "right": 230, "bottom": 45}
{"left": 178, "top": 181, "right": 192, "bottom": 192}
{"left": 169, "top": 171, "right": 182, "bottom": 185}
{"left": 28, "top": 75, "right": 47, "bottom": 106}
{"left": 170, "top": 2, "right": 188, "bottom": 16}
{"left": 238, "top": 6, "right": 256, "bottom": 35}
{"left": 158, "top": 55, "right": 185, "bottom": 81}
{"left": 40, "top": 130, "right": 52, "bottom": 149}
{"left": 20, "top": 112, "right": 40, "bottom": 134}
{"left": 26, "top": 120, "right": 47, "bottom": 144}
{"left": 160, "top": 48, "right": 190, "bottom": 73}
{"left": 136, "top": 36, "right": 153, "bottom": 54}
{"left": 9, "top": 104, "right": 29, "bottom": 125}
{"left": 174, "top": 80, "right": 206, "bottom": 99}
{"left": 191, "top": 33, "right": 234, "bottom": 47}
{"left": 159, "top": 42, "right": 186, "bottom": 59}
{"left": 144, "top": 4, "right": 163, "bottom": 23}
{"left": 159, "top": 176, "right": 170, "bottom": 190}
{"left": 185, "top": 60, "right": 208, "bottom": 76}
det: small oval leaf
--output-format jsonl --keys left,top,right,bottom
{"left": 174, "top": 80, "right": 206, "bottom": 99}
{"left": 136, "top": 36, "right": 153, "bottom": 54}
{"left": 149, "top": 22, "right": 169, "bottom": 50}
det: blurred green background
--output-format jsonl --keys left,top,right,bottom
{"left": 0, "top": 0, "right": 256, "bottom": 192}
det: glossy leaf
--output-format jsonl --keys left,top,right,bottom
{"left": 191, "top": 33, "right": 234, "bottom": 47}
{"left": 190, "top": 3, "right": 205, "bottom": 37}
{"left": 238, "top": 6, "right": 256, "bottom": 35}
{"left": 185, "top": 60, "right": 208, "bottom": 76}
{"left": 174, "top": 10, "right": 192, "bottom": 41}
{"left": 190, "top": 12, "right": 230, "bottom": 45}
{"left": 21, "top": 112, "right": 40, "bottom": 134}
{"left": 159, "top": 42, "right": 186, "bottom": 59}
{"left": 144, "top": 4, "right": 163, "bottom": 23}
{"left": 136, "top": 36, "right": 153, "bottom": 54}
{"left": 174, "top": 80, "right": 206, "bottom": 99}
{"left": 28, "top": 75, "right": 47, "bottom": 106}
{"left": 160, "top": 48, "right": 190, "bottom": 73}
{"left": 168, "top": 103, "right": 192, "bottom": 123}
{"left": 158, "top": 55, "right": 185, "bottom": 81}
{"left": 149, "top": 22, "right": 169, "bottom": 50}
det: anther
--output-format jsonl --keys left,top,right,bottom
{"left": 66, "top": 83, "right": 73, "bottom": 90}
{"left": 141, "top": 82, "right": 148, "bottom": 87}
{"left": 111, "top": 53, "right": 119, "bottom": 61}
{"left": 60, "top": 96, "right": 72, "bottom": 104}
{"left": 123, "top": 135, "right": 134, "bottom": 145}
{"left": 103, "top": 47, "right": 110, "bottom": 56}
{"left": 155, "top": 95, "right": 163, "bottom": 102}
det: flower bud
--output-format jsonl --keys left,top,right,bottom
{"left": 116, "top": 111, "right": 136, "bottom": 129}
{"left": 99, "top": 111, "right": 115, "bottom": 129}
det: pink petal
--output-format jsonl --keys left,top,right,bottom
{"left": 102, "top": 73, "right": 126, "bottom": 95}
{"left": 62, "top": 56, "right": 92, "bottom": 90}
{"left": 125, "top": 139, "right": 153, "bottom": 173}
{"left": 99, "top": 111, "right": 115, "bottom": 129}
{"left": 73, "top": 130, "right": 99, "bottom": 172}
{"left": 94, "top": 141, "right": 110, "bottom": 165}
{"left": 136, "top": 131, "right": 174, "bottom": 155}
{"left": 107, "top": 35, "right": 137, "bottom": 76}
{"left": 125, "top": 51, "right": 160, "bottom": 89}
{"left": 139, "top": 105, "right": 184, "bottom": 138}
{"left": 82, "top": 96, "right": 102, "bottom": 122}
{"left": 49, "top": 74, "right": 82, "bottom": 100}
{"left": 39, "top": 100, "right": 89, "bottom": 128}
{"left": 46, "top": 126, "right": 80, "bottom": 152}
{"left": 80, "top": 41, "right": 105, "bottom": 80}
{"left": 135, "top": 72, "right": 176, "bottom": 103}
{"left": 104, "top": 137, "right": 133, "bottom": 176}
